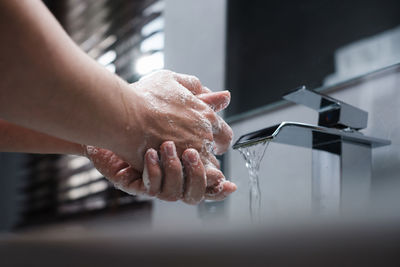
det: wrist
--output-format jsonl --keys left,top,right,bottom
{"left": 109, "top": 82, "right": 148, "bottom": 169}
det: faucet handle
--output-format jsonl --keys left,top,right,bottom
{"left": 283, "top": 86, "right": 368, "bottom": 130}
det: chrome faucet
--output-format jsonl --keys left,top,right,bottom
{"left": 233, "top": 86, "right": 391, "bottom": 215}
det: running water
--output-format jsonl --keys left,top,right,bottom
{"left": 238, "top": 141, "right": 269, "bottom": 222}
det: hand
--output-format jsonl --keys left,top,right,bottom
{"left": 102, "top": 70, "right": 235, "bottom": 201}
{"left": 84, "top": 142, "right": 237, "bottom": 204}
{"left": 118, "top": 70, "right": 233, "bottom": 172}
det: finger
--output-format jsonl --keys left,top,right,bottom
{"left": 200, "top": 153, "right": 220, "bottom": 170}
{"left": 84, "top": 146, "right": 145, "bottom": 195}
{"left": 173, "top": 73, "right": 207, "bottom": 95}
{"left": 197, "top": 91, "right": 231, "bottom": 112}
{"left": 204, "top": 166, "right": 225, "bottom": 190}
{"left": 158, "top": 141, "right": 184, "bottom": 201}
{"left": 85, "top": 146, "right": 130, "bottom": 178}
{"left": 205, "top": 180, "right": 237, "bottom": 201}
{"left": 202, "top": 164, "right": 234, "bottom": 199}
{"left": 202, "top": 86, "right": 212, "bottom": 93}
{"left": 211, "top": 116, "right": 234, "bottom": 155}
{"left": 199, "top": 155, "right": 237, "bottom": 201}
{"left": 143, "top": 148, "right": 162, "bottom": 196}
{"left": 182, "top": 149, "right": 206, "bottom": 205}
{"left": 114, "top": 166, "right": 146, "bottom": 196}
{"left": 200, "top": 111, "right": 233, "bottom": 155}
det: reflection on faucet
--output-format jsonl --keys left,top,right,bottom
{"left": 233, "top": 86, "right": 391, "bottom": 215}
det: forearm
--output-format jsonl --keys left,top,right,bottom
{"left": 0, "top": 119, "right": 84, "bottom": 155}
{"left": 0, "top": 0, "right": 141, "bottom": 154}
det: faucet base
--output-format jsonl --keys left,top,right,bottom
{"left": 312, "top": 141, "right": 372, "bottom": 215}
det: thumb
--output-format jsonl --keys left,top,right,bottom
{"left": 84, "top": 146, "right": 130, "bottom": 178}
{"left": 197, "top": 90, "right": 231, "bottom": 112}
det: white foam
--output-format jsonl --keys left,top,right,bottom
{"left": 85, "top": 146, "right": 98, "bottom": 156}
{"left": 205, "top": 182, "right": 224, "bottom": 196}
{"left": 201, "top": 140, "right": 215, "bottom": 155}
{"left": 196, "top": 114, "right": 212, "bottom": 134}
{"left": 211, "top": 116, "right": 223, "bottom": 135}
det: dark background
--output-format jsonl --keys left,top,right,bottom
{"left": 225, "top": 0, "right": 400, "bottom": 117}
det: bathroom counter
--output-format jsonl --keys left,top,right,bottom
{"left": 1, "top": 220, "right": 400, "bottom": 267}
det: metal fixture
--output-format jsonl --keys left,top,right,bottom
{"left": 233, "top": 86, "right": 391, "bottom": 214}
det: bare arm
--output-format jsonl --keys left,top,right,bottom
{"left": 0, "top": 120, "right": 236, "bottom": 204}
{"left": 0, "top": 0, "right": 233, "bottom": 173}
{"left": 0, "top": 90, "right": 230, "bottom": 156}
{"left": 0, "top": 0, "right": 136, "bottom": 155}
{"left": 0, "top": 119, "right": 84, "bottom": 155}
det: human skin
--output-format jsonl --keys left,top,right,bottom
{"left": 0, "top": 94, "right": 236, "bottom": 204}
{"left": 85, "top": 143, "right": 236, "bottom": 204}
{"left": 0, "top": 117, "right": 233, "bottom": 203}
{"left": 0, "top": 119, "right": 236, "bottom": 203}
{"left": 0, "top": 0, "right": 235, "bottom": 201}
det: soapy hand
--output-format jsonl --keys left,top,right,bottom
{"left": 84, "top": 142, "right": 237, "bottom": 204}
{"left": 88, "top": 70, "right": 237, "bottom": 203}
{"left": 120, "top": 70, "right": 233, "bottom": 171}
{"left": 103, "top": 70, "right": 236, "bottom": 203}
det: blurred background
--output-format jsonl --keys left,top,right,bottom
{"left": 1, "top": 0, "right": 400, "bottom": 265}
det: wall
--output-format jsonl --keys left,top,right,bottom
{"left": 325, "top": 25, "right": 400, "bottom": 85}
{"left": 164, "top": 0, "right": 226, "bottom": 92}
{"left": 151, "top": 0, "right": 227, "bottom": 229}
{"left": 226, "top": 0, "right": 400, "bottom": 117}
{"left": 158, "top": 0, "right": 400, "bottom": 227}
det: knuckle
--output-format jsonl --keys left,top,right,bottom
{"left": 202, "top": 110, "right": 217, "bottom": 127}
{"left": 205, "top": 108, "right": 217, "bottom": 120}
{"left": 164, "top": 159, "right": 182, "bottom": 173}
{"left": 202, "top": 86, "right": 212, "bottom": 93}
{"left": 157, "top": 69, "right": 172, "bottom": 76}
{"left": 190, "top": 76, "right": 202, "bottom": 89}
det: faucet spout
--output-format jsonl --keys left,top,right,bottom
{"left": 232, "top": 121, "right": 390, "bottom": 151}
{"left": 233, "top": 86, "right": 391, "bottom": 215}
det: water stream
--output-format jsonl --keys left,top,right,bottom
{"left": 238, "top": 141, "right": 269, "bottom": 222}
